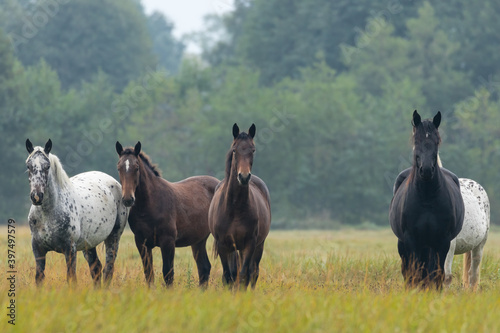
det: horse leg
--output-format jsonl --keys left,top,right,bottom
{"left": 218, "top": 246, "right": 236, "bottom": 287}
{"left": 400, "top": 235, "right": 419, "bottom": 288}
{"left": 444, "top": 239, "right": 456, "bottom": 287}
{"left": 191, "top": 237, "right": 211, "bottom": 287}
{"left": 250, "top": 242, "right": 264, "bottom": 289}
{"left": 429, "top": 242, "right": 450, "bottom": 290}
{"left": 160, "top": 237, "right": 176, "bottom": 287}
{"left": 32, "top": 240, "right": 47, "bottom": 286}
{"left": 469, "top": 239, "right": 486, "bottom": 290}
{"left": 64, "top": 243, "right": 77, "bottom": 286}
{"left": 238, "top": 239, "right": 256, "bottom": 290}
{"left": 102, "top": 229, "right": 122, "bottom": 286}
{"left": 397, "top": 240, "right": 410, "bottom": 284}
{"left": 83, "top": 248, "right": 102, "bottom": 287}
{"left": 134, "top": 236, "right": 154, "bottom": 286}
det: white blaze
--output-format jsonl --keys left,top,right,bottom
{"left": 125, "top": 160, "right": 130, "bottom": 172}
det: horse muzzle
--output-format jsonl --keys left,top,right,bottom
{"left": 30, "top": 192, "right": 44, "bottom": 205}
{"left": 238, "top": 172, "right": 252, "bottom": 185}
{"left": 419, "top": 166, "right": 435, "bottom": 181}
{"left": 122, "top": 196, "right": 135, "bottom": 207}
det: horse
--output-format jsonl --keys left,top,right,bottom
{"left": 115, "top": 141, "right": 219, "bottom": 287}
{"left": 444, "top": 178, "right": 490, "bottom": 290}
{"left": 389, "top": 111, "right": 465, "bottom": 289}
{"left": 25, "top": 139, "right": 127, "bottom": 286}
{"left": 208, "top": 123, "right": 271, "bottom": 289}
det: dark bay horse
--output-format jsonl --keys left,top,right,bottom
{"left": 389, "top": 111, "right": 465, "bottom": 289}
{"left": 116, "top": 142, "right": 219, "bottom": 287}
{"left": 208, "top": 124, "right": 271, "bottom": 289}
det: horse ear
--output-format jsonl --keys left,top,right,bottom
{"left": 26, "top": 139, "right": 34, "bottom": 154}
{"left": 44, "top": 139, "right": 52, "bottom": 154}
{"left": 248, "top": 123, "right": 256, "bottom": 139}
{"left": 433, "top": 111, "right": 441, "bottom": 129}
{"left": 134, "top": 141, "right": 141, "bottom": 156}
{"left": 116, "top": 141, "right": 123, "bottom": 155}
{"left": 412, "top": 110, "right": 421, "bottom": 127}
{"left": 233, "top": 123, "right": 240, "bottom": 140}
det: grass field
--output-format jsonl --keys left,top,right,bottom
{"left": 1, "top": 226, "right": 499, "bottom": 332}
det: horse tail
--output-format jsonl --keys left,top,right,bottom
{"left": 463, "top": 251, "right": 472, "bottom": 287}
{"left": 212, "top": 238, "right": 219, "bottom": 259}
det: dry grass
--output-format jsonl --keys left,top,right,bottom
{"left": 1, "top": 226, "right": 499, "bottom": 332}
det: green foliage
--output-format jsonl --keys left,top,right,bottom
{"left": 147, "top": 11, "right": 185, "bottom": 74}
{"left": 1, "top": 1, "right": 500, "bottom": 227}
{"left": 6, "top": 0, "right": 155, "bottom": 90}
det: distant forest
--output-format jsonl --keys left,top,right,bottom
{"left": 1, "top": 0, "right": 499, "bottom": 227}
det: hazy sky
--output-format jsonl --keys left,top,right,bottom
{"left": 141, "top": 0, "right": 233, "bottom": 52}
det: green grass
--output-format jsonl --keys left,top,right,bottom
{"left": 1, "top": 227, "right": 500, "bottom": 332}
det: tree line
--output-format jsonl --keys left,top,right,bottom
{"left": 0, "top": 0, "right": 499, "bottom": 227}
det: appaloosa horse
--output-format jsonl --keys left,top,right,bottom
{"left": 389, "top": 111, "right": 465, "bottom": 289}
{"left": 444, "top": 177, "right": 490, "bottom": 289}
{"left": 209, "top": 124, "right": 271, "bottom": 289}
{"left": 26, "top": 139, "right": 127, "bottom": 286}
{"left": 115, "top": 141, "right": 219, "bottom": 287}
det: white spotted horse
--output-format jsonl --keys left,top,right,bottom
{"left": 444, "top": 178, "right": 490, "bottom": 290}
{"left": 390, "top": 111, "right": 465, "bottom": 289}
{"left": 25, "top": 139, "right": 127, "bottom": 286}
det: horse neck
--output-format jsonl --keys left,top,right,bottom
{"left": 411, "top": 164, "right": 444, "bottom": 196}
{"left": 135, "top": 160, "right": 168, "bottom": 206}
{"left": 40, "top": 170, "right": 64, "bottom": 213}
{"left": 224, "top": 159, "right": 250, "bottom": 206}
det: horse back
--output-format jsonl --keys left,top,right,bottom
{"left": 167, "top": 175, "right": 219, "bottom": 246}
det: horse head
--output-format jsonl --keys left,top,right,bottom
{"left": 25, "top": 139, "right": 52, "bottom": 205}
{"left": 116, "top": 141, "right": 141, "bottom": 207}
{"left": 412, "top": 110, "right": 441, "bottom": 181}
{"left": 231, "top": 123, "right": 256, "bottom": 185}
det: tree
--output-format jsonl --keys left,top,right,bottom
{"left": 9, "top": 0, "right": 155, "bottom": 90}
{"left": 147, "top": 11, "right": 185, "bottom": 75}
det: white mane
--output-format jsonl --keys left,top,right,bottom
{"left": 27, "top": 147, "right": 71, "bottom": 188}
{"left": 437, "top": 153, "right": 443, "bottom": 168}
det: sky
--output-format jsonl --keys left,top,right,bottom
{"left": 141, "top": 0, "right": 234, "bottom": 53}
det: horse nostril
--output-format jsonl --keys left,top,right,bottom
{"left": 31, "top": 192, "right": 43, "bottom": 205}
{"left": 122, "top": 197, "right": 135, "bottom": 207}
{"left": 238, "top": 173, "right": 252, "bottom": 184}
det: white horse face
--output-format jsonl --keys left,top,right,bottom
{"left": 27, "top": 151, "right": 51, "bottom": 205}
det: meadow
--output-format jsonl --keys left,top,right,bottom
{"left": 1, "top": 226, "right": 499, "bottom": 332}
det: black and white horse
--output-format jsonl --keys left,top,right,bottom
{"left": 26, "top": 139, "right": 127, "bottom": 286}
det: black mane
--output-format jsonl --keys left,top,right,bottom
{"left": 121, "top": 148, "right": 162, "bottom": 177}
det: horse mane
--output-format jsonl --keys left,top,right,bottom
{"left": 121, "top": 148, "right": 162, "bottom": 177}
{"left": 224, "top": 147, "right": 233, "bottom": 181}
{"left": 437, "top": 154, "right": 443, "bottom": 168}
{"left": 49, "top": 154, "right": 71, "bottom": 187}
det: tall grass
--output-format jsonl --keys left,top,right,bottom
{"left": 1, "top": 227, "right": 499, "bottom": 332}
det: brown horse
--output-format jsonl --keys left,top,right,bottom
{"left": 208, "top": 124, "right": 271, "bottom": 289}
{"left": 116, "top": 141, "right": 219, "bottom": 287}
